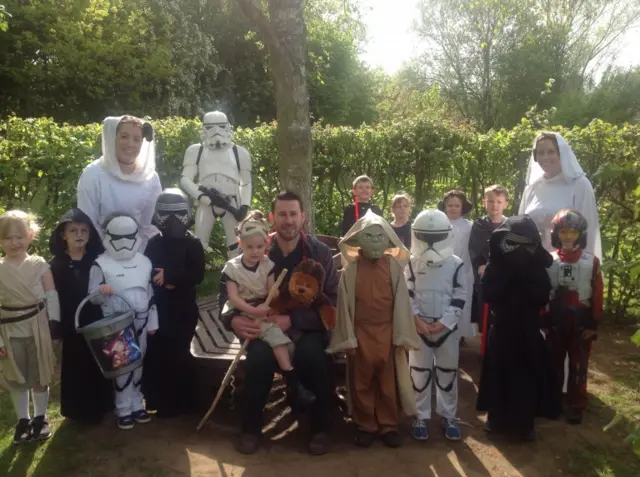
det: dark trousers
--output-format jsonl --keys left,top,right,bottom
{"left": 241, "top": 331, "right": 332, "bottom": 435}
{"left": 548, "top": 314, "right": 592, "bottom": 410}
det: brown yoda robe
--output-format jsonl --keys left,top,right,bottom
{"left": 327, "top": 211, "right": 420, "bottom": 433}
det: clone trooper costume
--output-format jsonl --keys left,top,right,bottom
{"left": 180, "top": 111, "right": 252, "bottom": 257}
{"left": 406, "top": 210, "right": 466, "bottom": 440}
{"left": 89, "top": 215, "right": 159, "bottom": 428}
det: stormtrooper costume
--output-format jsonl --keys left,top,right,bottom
{"left": 89, "top": 215, "right": 158, "bottom": 428}
{"left": 406, "top": 210, "right": 466, "bottom": 440}
{"left": 180, "top": 111, "right": 252, "bottom": 257}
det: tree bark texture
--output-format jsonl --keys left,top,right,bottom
{"left": 237, "top": 0, "right": 314, "bottom": 231}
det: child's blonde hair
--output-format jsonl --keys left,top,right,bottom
{"left": 236, "top": 210, "right": 270, "bottom": 240}
{"left": 390, "top": 192, "right": 413, "bottom": 209}
{"left": 352, "top": 175, "right": 374, "bottom": 189}
{"left": 0, "top": 210, "right": 40, "bottom": 240}
{"left": 484, "top": 184, "right": 509, "bottom": 201}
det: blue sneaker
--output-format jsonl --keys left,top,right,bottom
{"left": 117, "top": 415, "right": 135, "bottom": 430}
{"left": 411, "top": 418, "right": 429, "bottom": 440}
{"left": 132, "top": 410, "right": 151, "bottom": 424}
{"left": 442, "top": 417, "right": 462, "bottom": 441}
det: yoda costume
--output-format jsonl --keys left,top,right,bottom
{"left": 328, "top": 210, "right": 419, "bottom": 444}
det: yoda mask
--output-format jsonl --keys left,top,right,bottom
{"left": 339, "top": 210, "right": 409, "bottom": 267}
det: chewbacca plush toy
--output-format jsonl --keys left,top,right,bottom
{"left": 270, "top": 258, "right": 337, "bottom": 330}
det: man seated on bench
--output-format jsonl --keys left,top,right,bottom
{"left": 220, "top": 191, "right": 339, "bottom": 456}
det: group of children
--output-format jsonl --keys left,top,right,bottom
{"left": 0, "top": 187, "right": 205, "bottom": 443}
{"left": 0, "top": 173, "right": 601, "bottom": 447}
{"left": 336, "top": 174, "right": 601, "bottom": 445}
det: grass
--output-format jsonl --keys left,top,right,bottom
{"left": 0, "top": 266, "right": 223, "bottom": 477}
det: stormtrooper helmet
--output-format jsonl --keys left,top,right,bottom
{"left": 411, "top": 209, "right": 453, "bottom": 265}
{"left": 153, "top": 188, "right": 192, "bottom": 239}
{"left": 103, "top": 215, "right": 141, "bottom": 261}
{"left": 201, "top": 111, "right": 233, "bottom": 149}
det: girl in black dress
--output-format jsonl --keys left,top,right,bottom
{"left": 49, "top": 208, "right": 113, "bottom": 424}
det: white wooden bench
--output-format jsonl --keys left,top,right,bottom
{"left": 191, "top": 296, "right": 243, "bottom": 362}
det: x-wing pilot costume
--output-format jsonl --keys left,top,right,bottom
{"left": 89, "top": 214, "right": 159, "bottom": 430}
{"left": 406, "top": 209, "right": 466, "bottom": 441}
{"left": 180, "top": 111, "right": 252, "bottom": 258}
{"left": 546, "top": 210, "right": 603, "bottom": 425}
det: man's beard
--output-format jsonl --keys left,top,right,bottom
{"left": 277, "top": 225, "right": 300, "bottom": 241}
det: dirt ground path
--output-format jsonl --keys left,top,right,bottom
{"left": 25, "top": 329, "right": 639, "bottom": 477}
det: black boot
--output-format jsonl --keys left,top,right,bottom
{"left": 282, "top": 369, "right": 316, "bottom": 413}
{"left": 13, "top": 419, "right": 32, "bottom": 445}
{"left": 354, "top": 429, "right": 376, "bottom": 448}
{"left": 566, "top": 407, "right": 583, "bottom": 425}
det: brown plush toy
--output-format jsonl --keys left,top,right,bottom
{"left": 270, "top": 258, "right": 337, "bottom": 330}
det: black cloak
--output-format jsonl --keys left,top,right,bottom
{"left": 49, "top": 208, "right": 113, "bottom": 424}
{"left": 476, "top": 215, "right": 561, "bottom": 436}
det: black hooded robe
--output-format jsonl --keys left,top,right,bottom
{"left": 143, "top": 232, "right": 205, "bottom": 417}
{"left": 476, "top": 216, "right": 561, "bottom": 436}
{"left": 49, "top": 208, "right": 113, "bottom": 424}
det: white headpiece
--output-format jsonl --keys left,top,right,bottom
{"left": 411, "top": 209, "right": 453, "bottom": 267}
{"left": 525, "top": 132, "right": 585, "bottom": 186}
{"left": 102, "top": 215, "right": 141, "bottom": 261}
{"left": 99, "top": 116, "right": 156, "bottom": 183}
{"left": 201, "top": 111, "right": 233, "bottom": 150}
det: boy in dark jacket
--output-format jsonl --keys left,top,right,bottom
{"left": 340, "top": 175, "right": 382, "bottom": 236}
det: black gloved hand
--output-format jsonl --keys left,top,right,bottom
{"left": 234, "top": 205, "right": 250, "bottom": 222}
{"left": 49, "top": 320, "right": 62, "bottom": 341}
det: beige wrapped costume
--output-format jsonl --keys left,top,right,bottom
{"left": 328, "top": 210, "right": 420, "bottom": 434}
{"left": 0, "top": 256, "right": 56, "bottom": 390}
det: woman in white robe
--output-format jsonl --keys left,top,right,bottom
{"left": 77, "top": 116, "right": 162, "bottom": 252}
{"left": 518, "top": 132, "right": 602, "bottom": 260}
{"left": 518, "top": 131, "right": 602, "bottom": 395}
{"left": 439, "top": 190, "right": 476, "bottom": 339}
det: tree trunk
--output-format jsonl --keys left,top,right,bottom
{"left": 236, "top": 0, "right": 314, "bottom": 231}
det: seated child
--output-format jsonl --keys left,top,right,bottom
{"left": 468, "top": 185, "right": 509, "bottom": 342}
{"left": 49, "top": 208, "right": 112, "bottom": 425}
{"left": 144, "top": 188, "right": 206, "bottom": 417}
{"left": 390, "top": 192, "right": 412, "bottom": 249}
{"left": 0, "top": 210, "right": 60, "bottom": 444}
{"left": 89, "top": 213, "right": 158, "bottom": 430}
{"left": 221, "top": 211, "right": 315, "bottom": 408}
{"left": 341, "top": 175, "right": 382, "bottom": 236}
{"left": 546, "top": 209, "right": 603, "bottom": 425}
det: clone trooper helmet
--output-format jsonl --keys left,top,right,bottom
{"left": 153, "top": 188, "right": 192, "bottom": 239}
{"left": 550, "top": 209, "right": 588, "bottom": 251}
{"left": 411, "top": 209, "right": 453, "bottom": 265}
{"left": 201, "top": 111, "right": 233, "bottom": 150}
{"left": 103, "top": 215, "right": 141, "bottom": 261}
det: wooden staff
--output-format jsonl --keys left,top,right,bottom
{"left": 197, "top": 268, "right": 288, "bottom": 431}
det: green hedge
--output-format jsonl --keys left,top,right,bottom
{"left": 1, "top": 115, "right": 639, "bottom": 317}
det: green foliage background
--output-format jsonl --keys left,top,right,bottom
{"left": 1, "top": 115, "right": 639, "bottom": 317}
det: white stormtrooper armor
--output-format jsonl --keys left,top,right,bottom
{"left": 89, "top": 215, "right": 158, "bottom": 419}
{"left": 548, "top": 251, "right": 595, "bottom": 306}
{"left": 179, "top": 111, "right": 252, "bottom": 258}
{"left": 406, "top": 209, "right": 466, "bottom": 421}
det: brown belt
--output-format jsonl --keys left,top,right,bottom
{"left": 0, "top": 301, "right": 46, "bottom": 324}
